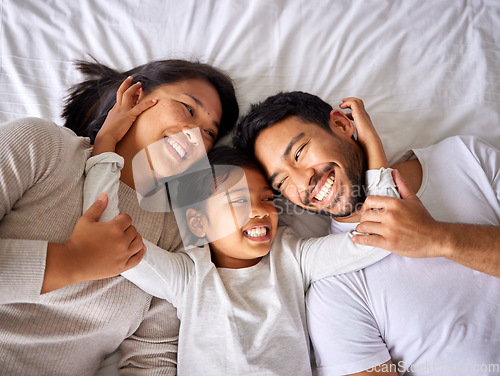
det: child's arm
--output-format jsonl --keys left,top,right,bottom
{"left": 341, "top": 97, "right": 398, "bottom": 198}
{"left": 41, "top": 78, "right": 157, "bottom": 293}
{"left": 340, "top": 97, "right": 388, "bottom": 169}
{"left": 291, "top": 166, "right": 397, "bottom": 285}
{"left": 288, "top": 96, "right": 402, "bottom": 284}
{"left": 84, "top": 77, "right": 194, "bottom": 302}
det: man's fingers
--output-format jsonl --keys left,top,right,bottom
{"left": 355, "top": 221, "right": 385, "bottom": 235}
{"left": 352, "top": 233, "right": 386, "bottom": 249}
{"left": 392, "top": 169, "right": 415, "bottom": 200}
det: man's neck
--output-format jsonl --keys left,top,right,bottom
{"left": 334, "top": 158, "right": 423, "bottom": 224}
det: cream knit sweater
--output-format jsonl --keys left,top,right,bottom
{"left": 0, "top": 118, "right": 182, "bottom": 376}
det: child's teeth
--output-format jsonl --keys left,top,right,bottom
{"left": 247, "top": 227, "right": 267, "bottom": 237}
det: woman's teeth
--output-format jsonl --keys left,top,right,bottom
{"left": 166, "top": 137, "right": 186, "bottom": 158}
{"left": 314, "top": 175, "right": 334, "bottom": 202}
{"left": 245, "top": 226, "right": 268, "bottom": 237}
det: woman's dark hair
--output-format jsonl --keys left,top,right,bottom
{"left": 62, "top": 59, "right": 239, "bottom": 143}
{"left": 233, "top": 91, "right": 333, "bottom": 156}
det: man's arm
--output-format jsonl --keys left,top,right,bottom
{"left": 353, "top": 170, "right": 500, "bottom": 277}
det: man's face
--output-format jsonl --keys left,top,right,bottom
{"left": 254, "top": 113, "right": 366, "bottom": 217}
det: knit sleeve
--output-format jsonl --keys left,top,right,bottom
{"left": 0, "top": 118, "right": 65, "bottom": 303}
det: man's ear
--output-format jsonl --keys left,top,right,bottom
{"left": 186, "top": 208, "right": 207, "bottom": 238}
{"left": 329, "top": 110, "right": 356, "bottom": 138}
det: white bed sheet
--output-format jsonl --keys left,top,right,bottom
{"left": 1, "top": 0, "right": 499, "bottom": 374}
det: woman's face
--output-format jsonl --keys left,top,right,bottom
{"left": 116, "top": 78, "right": 223, "bottom": 185}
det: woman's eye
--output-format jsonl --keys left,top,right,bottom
{"left": 263, "top": 197, "right": 274, "bottom": 202}
{"left": 204, "top": 129, "right": 216, "bottom": 139}
{"left": 183, "top": 103, "right": 194, "bottom": 116}
{"left": 231, "top": 198, "right": 248, "bottom": 204}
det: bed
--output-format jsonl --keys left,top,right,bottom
{"left": 1, "top": 0, "right": 499, "bottom": 374}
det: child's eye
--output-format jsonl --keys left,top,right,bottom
{"left": 183, "top": 103, "right": 194, "bottom": 116}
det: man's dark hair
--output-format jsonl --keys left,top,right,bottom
{"left": 62, "top": 59, "right": 239, "bottom": 143}
{"left": 233, "top": 91, "right": 333, "bottom": 155}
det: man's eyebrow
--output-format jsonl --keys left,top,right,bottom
{"left": 283, "top": 132, "right": 305, "bottom": 160}
{"left": 186, "top": 93, "right": 220, "bottom": 129}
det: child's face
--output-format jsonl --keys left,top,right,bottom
{"left": 197, "top": 168, "right": 279, "bottom": 269}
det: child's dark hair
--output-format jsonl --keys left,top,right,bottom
{"left": 62, "top": 59, "right": 239, "bottom": 143}
{"left": 233, "top": 91, "right": 333, "bottom": 156}
{"left": 174, "top": 146, "right": 262, "bottom": 210}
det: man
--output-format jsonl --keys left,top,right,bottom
{"left": 234, "top": 92, "right": 500, "bottom": 375}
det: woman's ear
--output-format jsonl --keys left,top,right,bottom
{"left": 329, "top": 110, "right": 356, "bottom": 138}
{"left": 186, "top": 208, "right": 207, "bottom": 238}
{"left": 133, "top": 86, "right": 144, "bottom": 107}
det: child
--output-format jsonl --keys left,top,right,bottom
{"left": 84, "top": 81, "right": 399, "bottom": 375}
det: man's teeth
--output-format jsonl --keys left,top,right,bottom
{"left": 166, "top": 138, "right": 186, "bottom": 158}
{"left": 245, "top": 227, "right": 268, "bottom": 237}
{"left": 315, "top": 175, "right": 334, "bottom": 202}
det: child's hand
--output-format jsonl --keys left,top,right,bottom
{"left": 340, "top": 97, "right": 389, "bottom": 169}
{"left": 92, "top": 76, "right": 158, "bottom": 155}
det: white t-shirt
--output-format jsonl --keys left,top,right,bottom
{"left": 307, "top": 135, "right": 500, "bottom": 376}
{"left": 83, "top": 155, "right": 398, "bottom": 376}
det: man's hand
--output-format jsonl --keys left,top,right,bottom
{"left": 352, "top": 170, "right": 500, "bottom": 277}
{"left": 43, "top": 193, "right": 146, "bottom": 293}
{"left": 352, "top": 169, "right": 441, "bottom": 257}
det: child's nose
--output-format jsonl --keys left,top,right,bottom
{"left": 250, "top": 202, "right": 269, "bottom": 219}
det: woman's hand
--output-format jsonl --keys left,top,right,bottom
{"left": 340, "top": 97, "right": 388, "bottom": 169}
{"left": 92, "top": 76, "right": 158, "bottom": 155}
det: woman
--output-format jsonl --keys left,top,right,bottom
{"left": 0, "top": 59, "right": 238, "bottom": 376}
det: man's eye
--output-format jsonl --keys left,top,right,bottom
{"left": 277, "top": 177, "right": 287, "bottom": 191}
{"left": 295, "top": 143, "right": 306, "bottom": 161}
{"left": 263, "top": 197, "right": 274, "bottom": 202}
{"left": 183, "top": 103, "right": 194, "bottom": 116}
